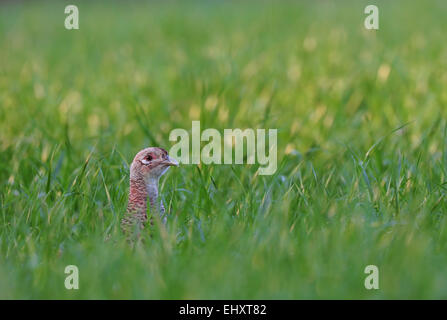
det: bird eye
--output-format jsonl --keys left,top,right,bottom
{"left": 141, "top": 154, "right": 153, "bottom": 165}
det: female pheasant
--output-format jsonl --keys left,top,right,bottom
{"left": 121, "top": 147, "right": 178, "bottom": 236}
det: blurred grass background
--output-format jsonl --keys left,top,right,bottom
{"left": 1, "top": 0, "right": 447, "bottom": 298}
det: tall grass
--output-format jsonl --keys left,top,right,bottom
{"left": 1, "top": 0, "right": 447, "bottom": 298}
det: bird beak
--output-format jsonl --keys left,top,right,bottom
{"left": 164, "top": 156, "right": 179, "bottom": 167}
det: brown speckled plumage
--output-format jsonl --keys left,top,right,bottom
{"left": 121, "top": 147, "right": 178, "bottom": 237}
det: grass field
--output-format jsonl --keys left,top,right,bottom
{"left": 1, "top": 0, "right": 447, "bottom": 299}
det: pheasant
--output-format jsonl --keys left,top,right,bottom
{"left": 121, "top": 147, "right": 178, "bottom": 237}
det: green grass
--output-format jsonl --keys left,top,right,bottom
{"left": 1, "top": 0, "right": 447, "bottom": 299}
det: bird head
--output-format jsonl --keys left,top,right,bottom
{"left": 130, "top": 147, "right": 178, "bottom": 183}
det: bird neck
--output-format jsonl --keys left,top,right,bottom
{"left": 145, "top": 177, "right": 159, "bottom": 209}
{"left": 127, "top": 175, "right": 160, "bottom": 215}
